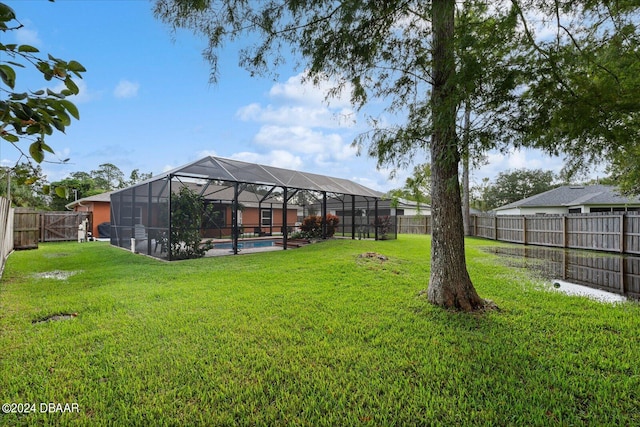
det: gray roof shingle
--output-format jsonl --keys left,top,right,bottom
{"left": 495, "top": 185, "right": 640, "bottom": 211}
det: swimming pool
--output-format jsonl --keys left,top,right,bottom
{"left": 213, "top": 240, "right": 276, "bottom": 250}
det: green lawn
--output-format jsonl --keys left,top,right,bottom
{"left": 1, "top": 235, "right": 638, "bottom": 426}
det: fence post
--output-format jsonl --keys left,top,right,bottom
{"left": 473, "top": 214, "right": 477, "bottom": 237}
{"left": 562, "top": 215, "right": 568, "bottom": 249}
{"left": 620, "top": 214, "right": 625, "bottom": 254}
{"left": 620, "top": 257, "right": 626, "bottom": 294}
{"left": 493, "top": 216, "right": 498, "bottom": 240}
{"left": 40, "top": 212, "right": 45, "bottom": 242}
{"left": 522, "top": 216, "right": 527, "bottom": 245}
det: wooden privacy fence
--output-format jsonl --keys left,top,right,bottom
{"left": 12, "top": 210, "right": 91, "bottom": 244}
{"left": 398, "top": 212, "right": 640, "bottom": 255}
{"left": 0, "top": 197, "right": 14, "bottom": 276}
{"left": 39, "top": 211, "right": 91, "bottom": 242}
{"left": 13, "top": 207, "right": 40, "bottom": 249}
{"left": 397, "top": 215, "right": 432, "bottom": 235}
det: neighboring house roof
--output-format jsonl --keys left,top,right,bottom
{"left": 65, "top": 191, "right": 114, "bottom": 210}
{"left": 495, "top": 185, "right": 640, "bottom": 211}
{"left": 394, "top": 198, "right": 430, "bottom": 210}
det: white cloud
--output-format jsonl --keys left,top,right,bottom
{"left": 253, "top": 125, "right": 357, "bottom": 162}
{"left": 114, "top": 80, "right": 140, "bottom": 99}
{"left": 254, "top": 125, "right": 335, "bottom": 154}
{"left": 197, "top": 150, "right": 218, "bottom": 158}
{"left": 227, "top": 72, "right": 379, "bottom": 187}
{"left": 64, "top": 79, "right": 99, "bottom": 104}
{"left": 236, "top": 103, "right": 355, "bottom": 129}
{"left": 230, "top": 150, "right": 303, "bottom": 170}
{"left": 269, "top": 71, "right": 353, "bottom": 108}
{"left": 54, "top": 147, "right": 72, "bottom": 162}
{"left": 506, "top": 149, "right": 533, "bottom": 169}
{"left": 48, "top": 75, "right": 99, "bottom": 105}
{"left": 474, "top": 148, "right": 565, "bottom": 183}
{"left": 15, "top": 21, "right": 41, "bottom": 46}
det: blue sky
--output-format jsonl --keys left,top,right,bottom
{"left": 2, "top": 0, "right": 572, "bottom": 193}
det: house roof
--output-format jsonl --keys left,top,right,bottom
{"left": 65, "top": 191, "right": 114, "bottom": 210}
{"left": 181, "top": 182, "right": 301, "bottom": 208}
{"left": 495, "top": 185, "right": 640, "bottom": 211}
{"left": 130, "top": 156, "right": 383, "bottom": 198}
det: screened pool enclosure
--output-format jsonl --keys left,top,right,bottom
{"left": 110, "top": 156, "right": 397, "bottom": 260}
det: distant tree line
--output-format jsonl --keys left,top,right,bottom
{"left": 388, "top": 166, "right": 615, "bottom": 213}
{"left": 0, "top": 162, "right": 152, "bottom": 210}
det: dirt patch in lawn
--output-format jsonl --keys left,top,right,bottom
{"left": 32, "top": 312, "right": 78, "bottom": 324}
{"left": 356, "top": 252, "right": 404, "bottom": 274}
{"left": 33, "top": 270, "right": 80, "bottom": 280}
{"left": 357, "top": 252, "right": 389, "bottom": 262}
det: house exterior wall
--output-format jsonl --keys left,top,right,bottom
{"left": 72, "top": 201, "right": 110, "bottom": 237}
{"left": 239, "top": 207, "right": 298, "bottom": 228}
{"left": 201, "top": 206, "right": 299, "bottom": 238}
{"left": 395, "top": 207, "right": 426, "bottom": 216}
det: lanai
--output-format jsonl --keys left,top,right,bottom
{"left": 110, "top": 156, "right": 389, "bottom": 260}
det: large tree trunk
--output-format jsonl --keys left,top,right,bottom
{"left": 427, "top": 0, "right": 484, "bottom": 311}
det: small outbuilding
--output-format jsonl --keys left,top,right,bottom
{"left": 109, "top": 156, "right": 392, "bottom": 260}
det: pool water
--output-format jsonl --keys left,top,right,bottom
{"left": 213, "top": 240, "right": 276, "bottom": 250}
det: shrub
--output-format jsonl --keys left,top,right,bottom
{"left": 170, "top": 187, "right": 215, "bottom": 259}
{"left": 326, "top": 213, "right": 340, "bottom": 237}
{"left": 299, "top": 214, "right": 340, "bottom": 238}
{"left": 374, "top": 215, "right": 393, "bottom": 239}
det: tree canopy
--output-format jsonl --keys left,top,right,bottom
{"left": 0, "top": 162, "right": 49, "bottom": 209}
{"left": 481, "top": 168, "right": 558, "bottom": 210}
{"left": 0, "top": 2, "right": 85, "bottom": 166}
{"left": 387, "top": 163, "right": 432, "bottom": 211}
{"left": 49, "top": 163, "right": 152, "bottom": 210}
{"left": 512, "top": 1, "right": 640, "bottom": 180}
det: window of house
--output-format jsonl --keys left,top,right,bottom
{"left": 568, "top": 208, "right": 581, "bottom": 214}
{"left": 261, "top": 209, "right": 272, "bottom": 226}
{"left": 202, "top": 203, "right": 226, "bottom": 229}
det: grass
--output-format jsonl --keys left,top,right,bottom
{"left": 0, "top": 235, "right": 639, "bottom": 426}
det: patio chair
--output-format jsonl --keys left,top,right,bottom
{"left": 133, "top": 224, "right": 148, "bottom": 252}
{"left": 153, "top": 230, "right": 168, "bottom": 254}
